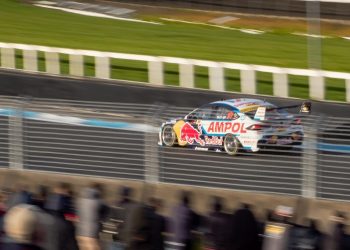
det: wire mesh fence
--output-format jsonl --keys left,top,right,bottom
{"left": 0, "top": 95, "right": 349, "bottom": 201}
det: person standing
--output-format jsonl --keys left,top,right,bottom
{"left": 324, "top": 212, "right": 347, "bottom": 250}
{"left": 6, "top": 185, "right": 32, "bottom": 210}
{"left": 76, "top": 183, "right": 108, "bottom": 250}
{"left": 149, "top": 198, "right": 166, "bottom": 250}
{"left": 230, "top": 204, "right": 260, "bottom": 250}
{"left": 44, "top": 183, "right": 79, "bottom": 250}
{"left": 2, "top": 204, "right": 44, "bottom": 250}
{"left": 205, "top": 197, "right": 231, "bottom": 250}
{"left": 171, "top": 191, "right": 197, "bottom": 250}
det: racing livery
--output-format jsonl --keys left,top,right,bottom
{"left": 159, "top": 98, "right": 311, "bottom": 155}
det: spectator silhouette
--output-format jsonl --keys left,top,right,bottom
{"left": 112, "top": 186, "right": 136, "bottom": 244}
{"left": 149, "top": 198, "right": 166, "bottom": 250}
{"left": 325, "top": 212, "right": 347, "bottom": 250}
{"left": 44, "top": 183, "right": 79, "bottom": 250}
{"left": 31, "top": 186, "right": 49, "bottom": 211}
{"left": 2, "top": 204, "right": 44, "bottom": 250}
{"left": 118, "top": 187, "right": 134, "bottom": 207}
{"left": 76, "top": 183, "right": 107, "bottom": 250}
{"left": 0, "top": 191, "right": 8, "bottom": 245}
{"left": 45, "top": 183, "right": 71, "bottom": 216}
{"left": 231, "top": 203, "right": 259, "bottom": 250}
{"left": 206, "top": 197, "right": 231, "bottom": 250}
{"left": 7, "top": 185, "right": 32, "bottom": 210}
{"left": 171, "top": 191, "right": 198, "bottom": 250}
{"left": 308, "top": 219, "right": 323, "bottom": 250}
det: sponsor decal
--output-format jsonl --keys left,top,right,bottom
{"left": 235, "top": 102, "right": 260, "bottom": 107}
{"left": 240, "top": 105, "right": 259, "bottom": 113}
{"left": 180, "top": 122, "right": 205, "bottom": 146}
{"left": 241, "top": 139, "right": 256, "bottom": 145}
{"left": 254, "top": 107, "right": 266, "bottom": 120}
{"left": 195, "top": 147, "right": 209, "bottom": 151}
{"left": 207, "top": 122, "right": 247, "bottom": 134}
{"left": 204, "top": 136, "right": 223, "bottom": 145}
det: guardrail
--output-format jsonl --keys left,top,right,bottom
{"left": 0, "top": 42, "right": 349, "bottom": 102}
{"left": 0, "top": 96, "right": 349, "bottom": 201}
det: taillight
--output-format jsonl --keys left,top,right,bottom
{"left": 247, "top": 124, "right": 271, "bottom": 130}
{"left": 247, "top": 124, "right": 263, "bottom": 130}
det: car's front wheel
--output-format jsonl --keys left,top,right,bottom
{"left": 161, "top": 124, "right": 176, "bottom": 147}
{"left": 224, "top": 134, "right": 240, "bottom": 156}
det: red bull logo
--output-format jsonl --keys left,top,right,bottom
{"left": 180, "top": 122, "right": 205, "bottom": 146}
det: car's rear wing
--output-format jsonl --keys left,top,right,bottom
{"left": 254, "top": 101, "right": 312, "bottom": 120}
{"left": 254, "top": 106, "right": 266, "bottom": 120}
{"left": 299, "top": 101, "right": 312, "bottom": 114}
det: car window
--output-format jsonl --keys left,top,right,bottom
{"left": 213, "top": 106, "right": 239, "bottom": 120}
{"left": 186, "top": 105, "right": 215, "bottom": 120}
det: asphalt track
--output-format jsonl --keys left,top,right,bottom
{"left": 0, "top": 70, "right": 349, "bottom": 199}
{"left": 0, "top": 70, "right": 349, "bottom": 117}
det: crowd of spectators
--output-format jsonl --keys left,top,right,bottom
{"left": 0, "top": 182, "right": 349, "bottom": 250}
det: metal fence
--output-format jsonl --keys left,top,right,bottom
{"left": 0, "top": 96, "right": 349, "bottom": 201}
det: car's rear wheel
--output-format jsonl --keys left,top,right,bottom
{"left": 224, "top": 134, "right": 240, "bottom": 156}
{"left": 161, "top": 125, "right": 176, "bottom": 147}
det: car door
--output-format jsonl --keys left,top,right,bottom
{"left": 201, "top": 104, "right": 240, "bottom": 136}
{"left": 179, "top": 104, "right": 215, "bottom": 146}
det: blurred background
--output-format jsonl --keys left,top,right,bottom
{"left": 0, "top": 0, "right": 350, "bottom": 249}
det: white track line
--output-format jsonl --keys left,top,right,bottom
{"left": 34, "top": 4, "right": 162, "bottom": 25}
{"left": 161, "top": 18, "right": 265, "bottom": 34}
{"left": 292, "top": 32, "right": 332, "bottom": 38}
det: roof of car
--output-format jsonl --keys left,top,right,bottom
{"left": 211, "top": 98, "right": 275, "bottom": 112}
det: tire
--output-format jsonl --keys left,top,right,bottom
{"left": 223, "top": 134, "right": 240, "bottom": 156}
{"left": 161, "top": 124, "right": 176, "bottom": 147}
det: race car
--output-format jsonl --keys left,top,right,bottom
{"left": 159, "top": 98, "right": 311, "bottom": 155}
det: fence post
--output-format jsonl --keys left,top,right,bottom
{"left": 148, "top": 60, "right": 163, "bottom": 85}
{"left": 346, "top": 79, "right": 350, "bottom": 102}
{"left": 69, "top": 54, "right": 84, "bottom": 77}
{"left": 23, "top": 50, "right": 38, "bottom": 72}
{"left": 45, "top": 52, "right": 60, "bottom": 74}
{"left": 301, "top": 116, "right": 318, "bottom": 198}
{"left": 273, "top": 72, "right": 289, "bottom": 98}
{"left": 144, "top": 104, "right": 163, "bottom": 184}
{"left": 8, "top": 100, "right": 24, "bottom": 170}
{"left": 309, "top": 71, "right": 325, "bottom": 100}
{"left": 209, "top": 64, "right": 225, "bottom": 91}
{"left": 1, "top": 48, "right": 16, "bottom": 69}
{"left": 179, "top": 63, "right": 194, "bottom": 88}
{"left": 95, "top": 56, "right": 110, "bottom": 79}
{"left": 241, "top": 67, "right": 256, "bottom": 94}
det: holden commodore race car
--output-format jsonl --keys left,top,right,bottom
{"left": 159, "top": 98, "right": 311, "bottom": 155}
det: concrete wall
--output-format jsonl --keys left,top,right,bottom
{"left": 1, "top": 169, "right": 349, "bottom": 233}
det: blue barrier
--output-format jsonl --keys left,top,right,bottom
{"left": 0, "top": 107, "right": 157, "bottom": 132}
